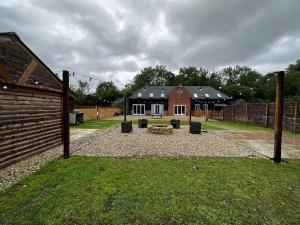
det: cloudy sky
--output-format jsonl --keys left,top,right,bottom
{"left": 1, "top": 0, "right": 300, "bottom": 89}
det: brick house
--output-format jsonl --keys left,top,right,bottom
{"left": 128, "top": 85, "right": 231, "bottom": 116}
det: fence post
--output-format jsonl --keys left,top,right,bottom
{"left": 294, "top": 102, "right": 298, "bottom": 132}
{"left": 274, "top": 71, "right": 284, "bottom": 163}
{"left": 264, "top": 103, "right": 269, "bottom": 128}
{"left": 245, "top": 104, "right": 248, "bottom": 124}
{"left": 62, "top": 70, "right": 70, "bottom": 159}
{"left": 222, "top": 108, "right": 224, "bottom": 120}
{"left": 231, "top": 106, "right": 234, "bottom": 122}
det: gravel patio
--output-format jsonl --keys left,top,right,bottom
{"left": 75, "top": 125, "right": 257, "bottom": 157}
{"left": 0, "top": 124, "right": 259, "bottom": 190}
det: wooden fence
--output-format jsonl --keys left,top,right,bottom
{"left": 74, "top": 106, "right": 121, "bottom": 121}
{"left": 212, "top": 102, "right": 300, "bottom": 132}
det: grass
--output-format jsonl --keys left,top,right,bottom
{"left": 70, "top": 118, "right": 300, "bottom": 136}
{"left": 70, "top": 120, "right": 120, "bottom": 129}
{"left": 70, "top": 118, "right": 270, "bottom": 131}
{"left": 0, "top": 156, "right": 299, "bottom": 225}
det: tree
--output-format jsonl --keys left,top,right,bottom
{"left": 132, "top": 65, "right": 176, "bottom": 91}
{"left": 287, "top": 59, "right": 300, "bottom": 72}
{"left": 72, "top": 80, "right": 92, "bottom": 105}
{"left": 95, "top": 81, "right": 121, "bottom": 106}
{"left": 176, "top": 67, "right": 209, "bottom": 86}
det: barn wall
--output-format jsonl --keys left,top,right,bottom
{"left": 0, "top": 85, "right": 63, "bottom": 168}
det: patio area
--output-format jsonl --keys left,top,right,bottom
{"left": 75, "top": 125, "right": 257, "bottom": 157}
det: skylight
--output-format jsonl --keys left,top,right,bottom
{"left": 193, "top": 93, "right": 198, "bottom": 98}
{"left": 149, "top": 93, "right": 153, "bottom": 97}
{"left": 205, "top": 93, "right": 210, "bottom": 98}
{"left": 161, "top": 93, "right": 165, "bottom": 97}
{"left": 137, "top": 93, "right": 142, "bottom": 97}
{"left": 217, "top": 93, "right": 222, "bottom": 98}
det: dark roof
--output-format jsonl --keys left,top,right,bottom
{"left": 0, "top": 32, "right": 76, "bottom": 99}
{"left": 129, "top": 86, "right": 230, "bottom": 100}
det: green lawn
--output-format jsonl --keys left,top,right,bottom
{"left": 70, "top": 120, "right": 120, "bottom": 129}
{"left": 70, "top": 119, "right": 271, "bottom": 131}
{"left": 0, "top": 156, "right": 299, "bottom": 225}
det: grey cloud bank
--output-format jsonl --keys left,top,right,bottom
{"left": 1, "top": 0, "right": 300, "bottom": 88}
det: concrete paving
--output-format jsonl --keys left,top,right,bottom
{"left": 214, "top": 130, "right": 300, "bottom": 159}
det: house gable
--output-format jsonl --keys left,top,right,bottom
{"left": 167, "top": 85, "right": 191, "bottom": 116}
{"left": 0, "top": 32, "right": 62, "bottom": 92}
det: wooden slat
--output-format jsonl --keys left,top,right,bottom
{"left": 0, "top": 139, "right": 62, "bottom": 169}
{"left": 0, "top": 64, "right": 15, "bottom": 83}
{"left": 17, "top": 59, "right": 37, "bottom": 84}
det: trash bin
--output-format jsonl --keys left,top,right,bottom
{"left": 138, "top": 119, "right": 148, "bottom": 128}
{"left": 170, "top": 119, "right": 180, "bottom": 129}
{"left": 121, "top": 121, "right": 132, "bottom": 133}
{"left": 190, "top": 121, "right": 201, "bottom": 134}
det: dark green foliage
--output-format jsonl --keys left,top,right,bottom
{"left": 95, "top": 81, "right": 121, "bottom": 106}
{"left": 1, "top": 157, "right": 299, "bottom": 225}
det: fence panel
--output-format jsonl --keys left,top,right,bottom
{"left": 212, "top": 101, "right": 300, "bottom": 132}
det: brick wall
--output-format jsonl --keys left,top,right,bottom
{"left": 212, "top": 102, "right": 300, "bottom": 132}
{"left": 167, "top": 86, "right": 191, "bottom": 116}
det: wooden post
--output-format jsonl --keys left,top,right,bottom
{"left": 231, "top": 106, "right": 234, "bottom": 122}
{"left": 274, "top": 71, "right": 284, "bottom": 163}
{"left": 264, "top": 103, "right": 269, "bottom": 128}
{"left": 222, "top": 108, "right": 224, "bottom": 120}
{"left": 294, "top": 102, "right": 298, "bottom": 133}
{"left": 63, "top": 70, "right": 70, "bottom": 159}
{"left": 124, "top": 96, "right": 127, "bottom": 122}
{"left": 205, "top": 104, "right": 208, "bottom": 122}
{"left": 245, "top": 104, "right": 248, "bottom": 124}
{"left": 189, "top": 98, "right": 192, "bottom": 125}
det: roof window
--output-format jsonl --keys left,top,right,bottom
{"left": 193, "top": 93, "right": 198, "bottom": 98}
{"left": 205, "top": 93, "right": 210, "bottom": 98}
{"left": 137, "top": 93, "right": 142, "bottom": 97}
{"left": 161, "top": 93, "right": 165, "bottom": 97}
{"left": 149, "top": 93, "right": 153, "bottom": 97}
{"left": 217, "top": 93, "right": 222, "bottom": 98}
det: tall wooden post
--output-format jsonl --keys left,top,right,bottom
{"left": 245, "top": 104, "right": 248, "bottom": 124}
{"left": 189, "top": 98, "right": 192, "bottom": 125}
{"left": 63, "top": 70, "right": 70, "bottom": 159}
{"left": 294, "top": 102, "right": 298, "bottom": 132}
{"left": 264, "top": 103, "right": 269, "bottom": 128}
{"left": 274, "top": 71, "right": 284, "bottom": 163}
{"left": 124, "top": 96, "right": 127, "bottom": 122}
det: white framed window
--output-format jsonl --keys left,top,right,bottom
{"left": 174, "top": 105, "right": 186, "bottom": 115}
{"left": 195, "top": 104, "right": 201, "bottom": 111}
{"left": 132, "top": 104, "right": 145, "bottom": 115}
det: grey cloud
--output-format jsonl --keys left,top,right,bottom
{"left": 1, "top": 0, "right": 300, "bottom": 88}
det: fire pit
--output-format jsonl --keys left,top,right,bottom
{"left": 147, "top": 124, "right": 173, "bottom": 135}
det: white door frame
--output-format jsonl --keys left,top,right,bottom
{"left": 132, "top": 104, "right": 145, "bottom": 115}
{"left": 173, "top": 105, "right": 186, "bottom": 115}
{"left": 152, "top": 104, "right": 162, "bottom": 115}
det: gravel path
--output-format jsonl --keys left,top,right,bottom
{"left": 0, "top": 127, "right": 114, "bottom": 191}
{"left": 76, "top": 125, "right": 258, "bottom": 157}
